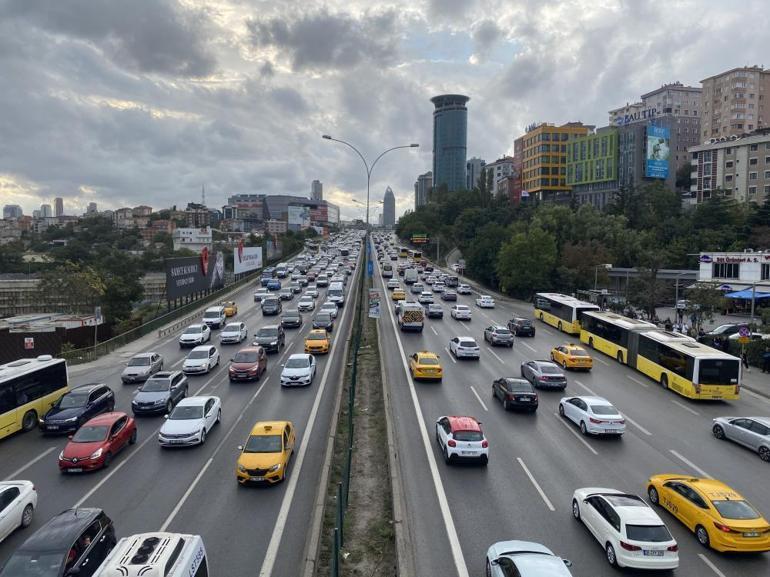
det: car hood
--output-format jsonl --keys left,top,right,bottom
{"left": 221, "top": 331, "right": 241, "bottom": 338}
{"left": 134, "top": 391, "right": 170, "bottom": 403}
{"left": 255, "top": 336, "right": 279, "bottom": 344}
{"left": 184, "top": 358, "right": 209, "bottom": 367}
{"left": 282, "top": 367, "right": 311, "bottom": 378}
{"left": 161, "top": 418, "right": 205, "bottom": 436}
{"left": 238, "top": 453, "right": 282, "bottom": 470}
{"left": 122, "top": 366, "right": 151, "bottom": 375}
{"left": 231, "top": 361, "right": 259, "bottom": 371}
{"left": 180, "top": 333, "right": 203, "bottom": 341}
{"left": 44, "top": 406, "right": 84, "bottom": 421}
{"left": 62, "top": 440, "right": 105, "bottom": 459}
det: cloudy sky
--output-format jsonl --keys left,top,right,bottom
{"left": 1, "top": 0, "right": 768, "bottom": 220}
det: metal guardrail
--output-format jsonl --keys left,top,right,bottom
{"left": 157, "top": 310, "right": 205, "bottom": 339}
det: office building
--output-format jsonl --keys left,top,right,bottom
{"left": 3, "top": 205, "right": 23, "bottom": 219}
{"left": 689, "top": 130, "right": 770, "bottom": 204}
{"left": 701, "top": 66, "right": 769, "bottom": 139}
{"left": 697, "top": 251, "right": 770, "bottom": 295}
{"left": 383, "top": 187, "right": 396, "bottom": 227}
{"left": 32, "top": 210, "right": 41, "bottom": 219}
{"left": 86, "top": 202, "right": 97, "bottom": 214}
{"left": 414, "top": 171, "right": 432, "bottom": 210}
{"left": 516, "top": 122, "right": 592, "bottom": 202}
{"left": 466, "top": 157, "right": 486, "bottom": 190}
{"left": 311, "top": 180, "right": 323, "bottom": 201}
{"left": 172, "top": 227, "right": 212, "bottom": 252}
{"left": 431, "top": 94, "right": 469, "bottom": 193}
{"left": 40, "top": 204, "right": 53, "bottom": 218}
{"left": 484, "top": 157, "right": 515, "bottom": 196}
{"left": 567, "top": 126, "right": 619, "bottom": 210}
{"left": 54, "top": 197, "right": 64, "bottom": 217}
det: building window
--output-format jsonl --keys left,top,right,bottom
{"left": 726, "top": 160, "right": 734, "bottom": 168}
{"left": 765, "top": 184, "right": 770, "bottom": 195}
{"left": 762, "top": 263, "right": 770, "bottom": 281}
{"left": 750, "top": 172, "right": 758, "bottom": 180}
{"left": 703, "top": 177, "right": 712, "bottom": 190}
{"left": 750, "top": 144, "right": 758, "bottom": 151}
{"left": 725, "top": 147, "right": 732, "bottom": 155}
{"left": 750, "top": 157, "right": 758, "bottom": 165}
{"left": 766, "top": 156, "right": 770, "bottom": 163}
{"left": 712, "top": 263, "right": 739, "bottom": 279}
{"left": 725, "top": 174, "right": 733, "bottom": 182}
{"left": 749, "top": 186, "right": 757, "bottom": 195}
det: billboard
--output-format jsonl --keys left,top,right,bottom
{"left": 165, "top": 248, "right": 225, "bottom": 299}
{"left": 288, "top": 205, "right": 311, "bottom": 229}
{"left": 234, "top": 241, "right": 263, "bottom": 274}
{"left": 645, "top": 125, "right": 670, "bottom": 179}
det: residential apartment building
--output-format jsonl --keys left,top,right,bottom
{"left": 701, "top": 66, "right": 769, "bottom": 139}
{"left": 567, "top": 126, "right": 618, "bottom": 210}
{"left": 414, "top": 171, "right": 432, "bottom": 210}
{"left": 466, "top": 157, "right": 486, "bottom": 190}
{"left": 185, "top": 203, "right": 210, "bottom": 228}
{"left": 484, "top": 157, "right": 515, "bottom": 196}
{"left": 264, "top": 219, "right": 288, "bottom": 235}
{"left": 689, "top": 130, "right": 770, "bottom": 204}
{"left": 516, "top": 122, "right": 592, "bottom": 202}
{"left": 172, "top": 227, "right": 212, "bottom": 252}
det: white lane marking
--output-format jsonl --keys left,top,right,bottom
{"left": 573, "top": 380, "right": 597, "bottom": 396}
{"left": 517, "top": 457, "right": 556, "bottom": 512}
{"left": 469, "top": 386, "right": 488, "bottom": 412}
{"left": 480, "top": 311, "right": 492, "bottom": 321}
{"left": 277, "top": 341, "right": 294, "bottom": 363}
{"left": 671, "top": 399, "right": 700, "bottom": 416}
{"left": 258, "top": 261, "right": 360, "bottom": 577}
{"left": 698, "top": 554, "right": 727, "bottom": 577}
{"left": 444, "top": 347, "right": 457, "bottom": 363}
{"left": 574, "top": 379, "right": 651, "bottom": 435}
{"left": 521, "top": 341, "right": 537, "bottom": 353}
{"left": 670, "top": 450, "right": 711, "bottom": 478}
{"left": 193, "top": 366, "right": 225, "bottom": 395}
{"left": 379, "top": 272, "right": 470, "bottom": 577}
{"left": 2, "top": 447, "right": 57, "bottom": 481}
{"left": 485, "top": 347, "right": 505, "bottom": 364}
{"left": 553, "top": 413, "right": 598, "bottom": 456}
{"left": 430, "top": 326, "right": 438, "bottom": 336}
{"left": 593, "top": 356, "right": 610, "bottom": 366}
{"left": 627, "top": 375, "right": 649, "bottom": 388}
{"left": 172, "top": 357, "right": 184, "bottom": 368}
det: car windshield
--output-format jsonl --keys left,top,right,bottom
{"left": 258, "top": 328, "right": 278, "bottom": 337}
{"left": 286, "top": 358, "right": 310, "bottom": 369}
{"left": 540, "top": 365, "right": 561, "bottom": 374}
{"left": 233, "top": 351, "right": 258, "bottom": 363}
{"left": 517, "top": 319, "right": 532, "bottom": 326}
{"left": 72, "top": 425, "right": 109, "bottom": 442}
{"left": 244, "top": 435, "right": 282, "bottom": 453}
{"left": 456, "top": 306, "right": 469, "bottom": 311}
{"left": 307, "top": 333, "right": 326, "bottom": 341}
{"left": 183, "top": 327, "right": 202, "bottom": 335}
{"left": 0, "top": 551, "right": 65, "bottom": 577}
{"left": 625, "top": 524, "right": 673, "bottom": 542}
{"left": 591, "top": 405, "right": 620, "bottom": 416}
{"left": 264, "top": 299, "right": 278, "bottom": 306}
{"left": 170, "top": 405, "right": 204, "bottom": 420}
{"left": 316, "top": 314, "right": 331, "bottom": 322}
{"left": 453, "top": 431, "right": 483, "bottom": 442}
{"left": 187, "top": 350, "right": 209, "bottom": 359}
{"left": 419, "top": 358, "right": 439, "bottom": 366}
{"left": 141, "top": 379, "right": 170, "bottom": 392}
{"left": 711, "top": 500, "right": 760, "bottom": 520}
{"left": 224, "top": 324, "right": 241, "bottom": 332}
{"left": 127, "top": 357, "right": 151, "bottom": 366}
{"left": 58, "top": 392, "right": 89, "bottom": 409}
{"left": 204, "top": 311, "right": 220, "bottom": 318}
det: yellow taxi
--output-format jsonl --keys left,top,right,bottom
{"left": 304, "top": 329, "right": 330, "bottom": 354}
{"left": 222, "top": 301, "right": 238, "bottom": 316}
{"left": 392, "top": 289, "right": 406, "bottom": 301}
{"left": 236, "top": 421, "right": 295, "bottom": 484}
{"left": 647, "top": 475, "right": 770, "bottom": 552}
{"left": 409, "top": 351, "right": 443, "bottom": 381}
{"left": 550, "top": 343, "right": 593, "bottom": 371}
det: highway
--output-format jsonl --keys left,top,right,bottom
{"left": 375, "top": 240, "right": 770, "bottom": 577}
{"left": 0, "top": 248, "right": 361, "bottom": 577}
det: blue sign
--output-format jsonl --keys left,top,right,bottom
{"left": 645, "top": 125, "right": 670, "bottom": 179}
{"left": 367, "top": 260, "right": 373, "bottom": 277}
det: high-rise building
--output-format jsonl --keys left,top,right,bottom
{"left": 414, "top": 171, "right": 432, "bottom": 210}
{"left": 516, "top": 122, "right": 592, "bottom": 202}
{"left": 484, "top": 157, "right": 515, "bottom": 196}
{"left": 3, "top": 205, "right": 23, "bottom": 219}
{"left": 431, "top": 94, "right": 469, "bottom": 193}
{"left": 701, "top": 66, "right": 770, "bottom": 139}
{"left": 40, "top": 204, "right": 53, "bottom": 218}
{"left": 466, "top": 157, "right": 486, "bottom": 190}
{"left": 87, "top": 202, "right": 98, "bottom": 214}
{"left": 311, "top": 180, "right": 323, "bottom": 201}
{"left": 567, "top": 126, "right": 619, "bottom": 210}
{"left": 32, "top": 210, "right": 41, "bottom": 219}
{"left": 185, "top": 202, "right": 210, "bottom": 228}
{"left": 54, "top": 197, "right": 64, "bottom": 217}
{"left": 383, "top": 187, "right": 396, "bottom": 227}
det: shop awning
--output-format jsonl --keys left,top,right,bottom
{"left": 724, "top": 289, "right": 770, "bottom": 300}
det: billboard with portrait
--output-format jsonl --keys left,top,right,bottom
{"left": 645, "top": 125, "right": 670, "bottom": 179}
{"left": 165, "top": 248, "right": 225, "bottom": 299}
{"left": 233, "top": 241, "right": 263, "bottom": 274}
{"left": 288, "top": 205, "right": 311, "bottom": 229}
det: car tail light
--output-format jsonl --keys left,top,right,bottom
{"left": 447, "top": 439, "right": 456, "bottom": 447}
{"left": 714, "top": 522, "right": 734, "bottom": 533}
{"left": 618, "top": 419, "right": 626, "bottom": 424}
{"left": 666, "top": 544, "right": 679, "bottom": 552}
{"left": 507, "top": 394, "right": 515, "bottom": 400}
{"left": 589, "top": 418, "right": 604, "bottom": 424}
{"left": 481, "top": 440, "right": 489, "bottom": 448}
{"left": 620, "top": 541, "right": 641, "bottom": 551}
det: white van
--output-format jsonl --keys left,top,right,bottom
{"left": 93, "top": 532, "right": 207, "bottom": 577}
{"left": 327, "top": 281, "right": 345, "bottom": 307}
{"left": 202, "top": 306, "right": 226, "bottom": 329}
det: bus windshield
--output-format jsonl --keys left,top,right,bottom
{"left": 698, "top": 358, "right": 740, "bottom": 385}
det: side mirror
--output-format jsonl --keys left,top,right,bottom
{"left": 490, "top": 559, "right": 499, "bottom": 567}
{"left": 563, "top": 559, "right": 573, "bottom": 568}
{"left": 68, "top": 435, "right": 73, "bottom": 440}
{"left": 164, "top": 414, "right": 169, "bottom": 419}
{"left": 237, "top": 445, "right": 243, "bottom": 451}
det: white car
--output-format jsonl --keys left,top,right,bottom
{"left": 0, "top": 480, "right": 37, "bottom": 544}
{"left": 280, "top": 353, "right": 317, "bottom": 387}
{"left": 178, "top": 324, "right": 211, "bottom": 348}
{"left": 319, "top": 301, "right": 338, "bottom": 319}
{"left": 486, "top": 541, "right": 573, "bottom": 577}
{"left": 298, "top": 296, "right": 315, "bottom": 312}
{"left": 572, "top": 488, "right": 678, "bottom": 570}
{"left": 432, "top": 282, "right": 446, "bottom": 293}
{"left": 158, "top": 396, "right": 222, "bottom": 447}
{"left": 410, "top": 282, "right": 424, "bottom": 294}
{"left": 559, "top": 396, "right": 626, "bottom": 436}
{"left": 449, "top": 336, "right": 480, "bottom": 359}
{"left": 435, "top": 415, "right": 488, "bottom": 465}
{"left": 182, "top": 345, "right": 220, "bottom": 375}
{"left": 457, "top": 284, "right": 472, "bottom": 295}
{"left": 305, "top": 284, "right": 319, "bottom": 298}
{"left": 476, "top": 295, "right": 496, "bottom": 308}
{"left": 219, "top": 322, "right": 248, "bottom": 344}
{"left": 450, "top": 304, "right": 472, "bottom": 320}
{"left": 418, "top": 291, "right": 434, "bottom": 304}
{"left": 387, "top": 279, "right": 401, "bottom": 291}
{"left": 254, "top": 288, "right": 270, "bottom": 302}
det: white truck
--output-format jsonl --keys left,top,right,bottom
{"left": 398, "top": 302, "right": 424, "bottom": 332}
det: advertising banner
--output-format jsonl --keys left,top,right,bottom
{"left": 645, "top": 125, "right": 670, "bottom": 179}
{"left": 165, "top": 249, "right": 225, "bottom": 299}
{"left": 368, "top": 289, "right": 381, "bottom": 319}
{"left": 288, "top": 205, "right": 311, "bottom": 229}
{"left": 234, "top": 241, "right": 263, "bottom": 274}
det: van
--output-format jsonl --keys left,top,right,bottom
{"left": 93, "top": 532, "right": 207, "bottom": 577}
{"left": 202, "top": 306, "right": 226, "bottom": 329}
{"left": 327, "top": 281, "right": 345, "bottom": 307}
{"left": 404, "top": 268, "right": 418, "bottom": 285}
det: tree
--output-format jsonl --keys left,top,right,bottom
{"left": 496, "top": 226, "right": 557, "bottom": 298}
{"left": 37, "top": 262, "right": 105, "bottom": 314}
{"left": 684, "top": 282, "right": 729, "bottom": 332}
{"left": 463, "top": 222, "right": 506, "bottom": 287}
{"left": 676, "top": 161, "right": 692, "bottom": 190}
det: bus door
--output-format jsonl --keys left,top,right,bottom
{"left": 0, "top": 386, "right": 19, "bottom": 436}
{"left": 626, "top": 333, "right": 640, "bottom": 369}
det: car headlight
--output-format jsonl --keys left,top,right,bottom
{"left": 270, "top": 341, "right": 277, "bottom": 346}
{"left": 64, "top": 416, "right": 79, "bottom": 422}
{"left": 238, "top": 465, "right": 247, "bottom": 473}
{"left": 154, "top": 399, "right": 166, "bottom": 405}
{"left": 58, "top": 451, "right": 64, "bottom": 460}
{"left": 268, "top": 463, "right": 282, "bottom": 472}
{"left": 89, "top": 448, "right": 103, "bottom": 460}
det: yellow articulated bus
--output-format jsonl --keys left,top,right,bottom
{"left": 407, "top": 249, "right": 423, "bottom": 260}
{"left": 580, "top": 311, "right": 657, "bottom": 364}
{"left": 398, "top": 247, "right": 408, "bottom": 258}
{"left": 533, "top": 293, "right": 600, "bottom": 335}
{"left": 0, "top": 355, "right": 70, "bottom": 440}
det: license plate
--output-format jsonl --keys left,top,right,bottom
{"left": 250, "top": 476, "right": 265, "bottom": 481}
{"left": 68, "top": 467, "right": 83, "bottom": 473}
{"left": 743, "top": 531, "right": 760, "bottom": 538}
{"left": 48, "top": 425, "right": 59, "bottom": 430}
{"left": 643, "top": 550, "right": 664, "bottom": 557}
{"left": 461, "top": 451, "right": 477, "bottom": 456}
{"left": 517, "top": 397, "right": 530, "bottom": 401}
{"left": 168, "top": 440, "right": 185, "bottom": 444}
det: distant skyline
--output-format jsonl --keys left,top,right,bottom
{"left": 1, "top": 1, "right": 769, "bottom": 220}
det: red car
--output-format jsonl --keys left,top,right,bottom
{"left": 59, "top": 412, "right": 137, "bottom": 473}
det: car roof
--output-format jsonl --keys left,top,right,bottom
{"left": 187, "top": 324, "right": 204, "bottom": 329}
{"left": 131, "top": 352, "right": 156, "bottom": 359}
{"left": 176, "top": 396, "right": 217, "bottom": 407}
{"left": 682, "top": 478, "right": 744, "bottom": 500}
{"left": 416, "top": 351, "right": 439, "bottom": 359}
{"left": 571, "top": 395, "right": 612, "bottom": 405}
{"left": 249, "top": 420, "right": 291, "bottom": 436}
{"left": 69, "top": 383, "right": 107, "bottom": 394}
{"left": 288, "top": 353, "right": 312, "bottom": 361}
{"left": 191, "top": 345, "right": 214, "bottom": 352}
{"left": 446, "top": 416, "right": 481, "bottom": 432}
{"left": 17, "top": 508, "right": 105, "bottom": 553}
{"left": 308, "top": 328, "right": 328, "bottom": 336}
{"left": 533, "top": 360, "right": 559, "bottom": 367}
{"left": 237, "top": 346, "right": 262, "bottom": 353}
{"left": 83, "top": 411, "right": 126, "bottom": 426}
{"left": 149, "top": 371, "right": 177, "bottom": 379}
{"left": 561, "top": 343, "right": 584, "bottom": 350}
{"left": 261, "top": 324, "right": 280, "bottom": 330}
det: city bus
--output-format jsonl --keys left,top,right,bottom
{"left": 407, "top": 249, "right": 423, "bottom": 260}
{"left": 580, "top": 311, "right": 657, "bottom": 364}
{"left": 533, "top": 293, "right": 600, "bottom": 335}
{"left": 398, "top": 247, "right": 408, "bottom": 258}
{"left": 0, "top": 355, "right": 70, "bottom": 439}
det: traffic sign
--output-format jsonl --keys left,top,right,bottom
{"left": 738, "top": 325, "right": 750, "bottom": 338}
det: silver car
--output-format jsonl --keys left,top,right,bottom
{"left": 712, "top": 416, "right": 770, "bottom": 461}
{"left": 121, "top": 352, "right": 164, "bottom": 383}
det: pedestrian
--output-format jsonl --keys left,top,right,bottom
{"left": 741, "top": 349, "right": 750, "bottom": 372}
{"left": 762, "top": 346, "right": 770, "bottom": 373}
{"left": 664, "top": 318, "right": 673, "bottom": 331}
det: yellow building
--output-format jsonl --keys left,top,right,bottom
{"left": 515, "top": 122, "right": 592, "bottom": 201}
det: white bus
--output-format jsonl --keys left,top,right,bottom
{"left": 0, "top": 355, "right": 69, "bottom": 440}
{"left": 94, "top": 532, "right": 207, "bottom": 577}
{"left": 533, "top": 292, "right": 600, "bottom": 335}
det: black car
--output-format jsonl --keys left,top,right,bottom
{"left": 508, "top": 317, "right": 536, "bottom": 337}
{"left": 312, "top": 312, "right": 335, "bottom": 332}
{"left": 253, "top": 324, "right": 285, "bottom": 353}
{"left": 520, "top": 360, "right": 567, "bottom": 390}
{"left": 278, "top": 288, "right": 294, "bottom": 301}
{"left": 440, "top": 291, "right": 458, "bottom": 301}
{"left": 281, "top": 309, "right": 303, "bottom": 329}
{"left": 0, "top": 508, "right": 116, "bottom": 577}
{"left": 261, "top": 297, "right": 282, "bottom": 315}
{"left": 131, "top": 371, "right": 188, "bottom": 416}
{"left": 492, "top": 378, "right": 538, "bottom": 411}
{"left": 40, "top": 384, "right": 115, "bottom": 434}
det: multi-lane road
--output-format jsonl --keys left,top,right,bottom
{"left": 376, "top": 239, "right": 770, "bottom": 577}
{"left": 0, "top": 250, "right": 361, "bottom": 576}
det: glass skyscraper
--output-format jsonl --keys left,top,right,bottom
{"left": 431, "top": 94, "right": 469, "bottom": 193}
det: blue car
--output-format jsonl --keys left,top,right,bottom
{"left": 267, "top": 279, "right": 282, "bottom": 291}
{"left": 40, "top": 383, "right": 115, "bottom": 433}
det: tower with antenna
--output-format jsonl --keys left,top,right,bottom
{"left": 201, "top": 184, "right": 206, "bottom": 207}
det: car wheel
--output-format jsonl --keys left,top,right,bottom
{"left": 103, "top": 452, "right": 113, "bottom": 468}
{"left": 580, "top": 421, "right": 588, "bottom": 435}
{"left": 696, "top": 525, "right": 711, "bottom": 548}
{"left": 616, "top": 351, "right": 623, "bottom": 364}
{"left": 558, "top": 403, "right": 565, "bottom": 417}
{"left": 605, "top": 543, "right": 617, "bottom": 567}
{"left": 589, "top": 337, "right": 594, "bottom": 349}
{"left": 562, "top": 360, "right": 568, "bottom": 370}
{"left": 107, "top": 401, "right": 115, "bottom": 412}
{"left": 660, "top": 374, "right": 669, "bottom": 389}
{"left": 129, "top": 429, "right": 137, "bottom": 445}
{"left": 486, "top": 558, "right": 492, "bottom": 577}
{"left": 503, "top": 399, "right": 510, "bottom": 411}
{"left": 443, "top": 445, "right": 451, "bottom": 465}
{"left": 648, "top": 485, "right": 659, "bottom": 505}
{"left": 21, "top": 410, "right": 37, "bottom": 432}
{"left": 21, "top": 504, "right": 34, "bottom": 528}
{"left": 216, "top": 409, "right": 221, "bottom": 424}
{"left": 712, "top": 424, "right": 725, "bottom": 439}
{"left": 200, "top": 429, "right": 206, "bottom": 445}
{"left": 572, "top": 499, "right": 580, "bottom": 520}
{"left": 759, "top": 446, "right": 770, "bottom": 462}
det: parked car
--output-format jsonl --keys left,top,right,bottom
{"left": 40, "top": 383, "right": 115, "bottom": 434}
{"left": 132, "top": 371, "right": 188, "bottom": 415}
{"left": 182, "top": 345, "right": 220, "bottom": 375}
{"left": 281, "top": 309, "right": 303, "bottom": 329}
{"left": 219, "top": 322, "right": 248, "bottom": 344}
{"left": 712, "top": 416, "right": 770, "bottom": 461}
{"left": 508, "top": 317, "right": 536, "bottom": 337}
{"left": 59, "top": 412, "right": 137, "bottom": 472}
{"left": 521, "top": 360, "right": 567, "bottom": 390}
{"left": 178, "top": 324, "right": 211, "bottom": 348}
{"left": 0, "top": 480, "right": 37, "bottom": 545}
{"left": 228, "top": 346, "right": 267, "bottom": 382}
{"left": 253, "top": 324, "right": 285, "bottom": 353}
{"left": 484, "top": 326, "right": 514, "bottom": 347}
{"left": 158, "top": 396, "right": 221, "bottom": 447}
{"left": 492, "top": 378, "right": 538, "bottom": 411}
{"left": 121, "top": 352, "right": 163, "bottom": 383}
